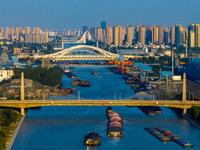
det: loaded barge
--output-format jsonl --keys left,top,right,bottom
{"left": 144, "top": 127, "right": 171, "bottom": 142}
{"left": 138, "top": 106, "right": 163, "bottom": 116}
{"left": 106, "top": 107, "right": 124, "bottom": 138}
{"left": 155, "top": 127, "right": 194, "bottom": 148}
{"left": 92, "top": 71, "right": 100, "bottom": 76}
{"left": 83, "top": 132, "right": 101, "bottom": 146}
{"left": 145, "top": 127, "right": 194, "bottom": 148}
{"left": 64, "top": 70, "right": 79, "bottom": 79}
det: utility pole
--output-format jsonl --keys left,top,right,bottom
{"left": 185, "top": 32, "right": 188, "bottom": 58}
{"left": 172, "top": 50, "right": 174, "bottom": 76}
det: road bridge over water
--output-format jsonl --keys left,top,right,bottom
{"left": 0, "top": 72, "right": 196, "bottom": 115}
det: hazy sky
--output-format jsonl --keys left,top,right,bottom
{"left": 0, "top": 0, "right": 199, "bottom": 29}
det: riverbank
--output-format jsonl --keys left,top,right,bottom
{"left": 5, "top": 115, "right": 25, "bottom": 150}
{"left": 183, "top": 115, "right": 200, "bottom": 130}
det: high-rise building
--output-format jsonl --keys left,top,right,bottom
{"left": 89, "top": 28, "right": 95, "bottom": 39}
{"left": 135, "top": 25, "right": 141, "bottom": 43}
{"left": 139, "top": 26, "right": 146, "bottom": 45}
{"left": 118, "top": 25, "right": 123, "bottom": 45}
{"left": 158, "top": 25, "right": 163, "bottom": 45}
{"left": 113, "top": 26, "right": 119, "bottom": 47}
{"left": 146, "top": 25, "right": 153, "bottom": 44}
{"left": 0, "top": 27, "right": 3, "bottom": 35}
{"left": 126, "top": 25, "right": 133, "bottom": 45}
{"left": 153, "top": 25, "right": 158, "bottom": 45}
{"left": 170, "top": 26, "right": 175, "bottom": 46}
{"left": 97, "top": 27, "right": 103, "bottom": 42}
{"left": 175, "top": 23, "right": 181, "bottom": 47}
{"left": 101, "top": 21, "right": 106, "bottom": 30}
{"left": 25, "top": 26, "right": 31, "bottom": 43}
{"left": 106, "top": 25, "right": 112, "bottom": 46}
{"left": 188, "top": 23, "right": 200, "bottom": 48}
{"left": 16, "top": 26, "right": 23, "bottom": 41}
{"left": 82, "top": 26, "right": 88, "bottom": 34}
{"left": 10, "top": 27, "right": 14, "bottom": 38}
{"left": 5, "top": 26, "right": 11, "bottom": 40}
{"left": 25, "top": 26, "right": 31, "bottom": 35}
{"left": 164, "top": 27, "right": 169, "bottom": 45}
{"left": 189, "top": 31, "right": 195, "bottom": 48}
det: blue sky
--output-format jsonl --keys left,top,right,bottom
{"left": 0, "top": 0, "right": 199, "bottom": 29}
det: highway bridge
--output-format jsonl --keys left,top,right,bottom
{"left": 1, "top": 100, "right": 200, "bottom": 115}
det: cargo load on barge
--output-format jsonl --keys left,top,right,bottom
{"left": 106, "top": 107, "right": 124, "bottom": 138}
{"left": 64, "top": 71, "right": 79, "bottom": 79}
{"left": 144, "top": 127, "right": 171, "bottom": 142}
{"left": 138, "top": 106, "right": 162, "bottom": 116}
{"left": 83, "top": 132, "right": 101, "bottom": 146}
{"left": 155, "top": 127, "right": 194, "bottom": 148}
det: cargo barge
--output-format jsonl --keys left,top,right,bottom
{"left": 92, "top": 71, "right": 100, "bottom": 76}
{"left": 106, "top": 107, "right": 124, "bottom": 138}
{"left": 64, "top": 71, "right": 79, "bottom": 79}
{"left": 138, "top": 106, "right": 162, "bottom": 116}
{"left": 174, "top": 138, "right": 194, "bottom": 148}
{"left": 144, "top": 127, "right": 170, "bottom": 142}
{"left": 155, "top": 127, "right": 194, "bottom": 148}
{"left": 83, "top": 132, "right": 101, "bottom": 146}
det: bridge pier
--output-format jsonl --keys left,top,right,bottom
{"left": 21, "top": 107, "right": 25, "bottom": 116}
{"left": 183, "top": 108, "right": 187, "bottom": 115}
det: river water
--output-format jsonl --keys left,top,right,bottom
{"left": 12, "top": 67, "right": 200, "bottom": 150}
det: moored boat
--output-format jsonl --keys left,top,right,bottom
{"left": 71, "top": 80, "right": 82, "bottom": 86}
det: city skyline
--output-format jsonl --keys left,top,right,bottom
{"left": 0, "top": 0, "right": 199, "bottom": 29}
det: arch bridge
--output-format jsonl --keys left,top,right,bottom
{"left": 32, "top": 45, "right": 143, "bottom": 61}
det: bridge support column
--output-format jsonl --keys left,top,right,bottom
{"left": 21, "top": 107, "right": 25, "bottom": 116}
{"left": 183, "top": 108, "right": 187, "bottom": 115}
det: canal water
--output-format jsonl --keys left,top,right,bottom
{"left": 12, "top": 67, "right": 200, "bottom": 150}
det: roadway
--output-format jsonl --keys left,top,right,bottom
{"left": 1, "top": 100, "right": 200, "bottom": 109}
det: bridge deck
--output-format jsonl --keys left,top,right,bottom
{"left": 0, "top": 100, "right": 200, "bottom": 109}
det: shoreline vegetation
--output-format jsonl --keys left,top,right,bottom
{"left": 0, "top": 109, "right": 21, "bottom": 150}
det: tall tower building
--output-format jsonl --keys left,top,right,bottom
{"left": 113, "top": 25, "right": 119, "bottom": 46}
{"left": 97, "top": 27, "right": 103, "bottom": 42}
{"left": 126, "top": 25, "right": 133, "bottom": 45}
{"left": 170, "top": 26, "right": 175, "bottom": 46}
{"left": 118, "top": 25, "right": 123, "bottom": 45}
{"left": 158, "top": 25, "right": 163, "bottom": 45}
{"left": 101, "top": 21, "right": 106, "bottom": 30}
{"left": 146, "top": 25, "right": 153, "bottom": 45}
{"left": 106, "top": 25, "right": 112, "bottom": 46}
{"left": 0, "top": 27, "right": 3, "bottom": 35}
{"left": 25, "top": 26, "right": 32, "bottom": 43}
{"left": 164, "top": 27, "right": 169, "bottom": 45}
{"left": 175, "top": 23, "right": 181, "bottom": 47}
{"left": 139, "top": 26, "right": 146, "bottom": 45}
{"left": 135, "top": 25, "right": 141, "bottom": 43}
{"left": 5, "top": 26, "right": 11, "bottom": 40}
{"left": 153, "top": 25, "right": 158, "bottom": 45}
{"left": 189, "top": 31, "right": 195, "bottom": 48}
{"left": 16, "top": 26, "right": 23, "bottom": 41}
{"left": 188, "top": 23, "right": 200, "bottom": 48}
{"left": 82, "top": 26, "right": 88, "bottom": 34}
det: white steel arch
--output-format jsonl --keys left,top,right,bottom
{"left": 32, "top": 45, "right": 145, "bottom": 61}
